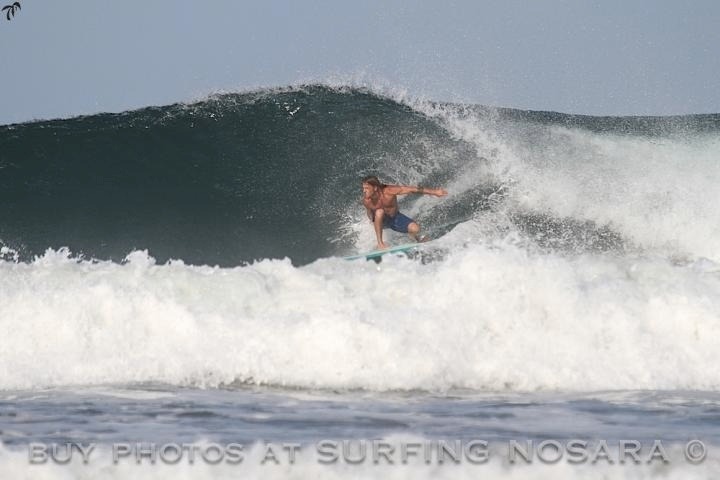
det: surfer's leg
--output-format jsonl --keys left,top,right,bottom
{"left": 390, "top": 213, "right": 426, "bottom": 242}
{"left": 373, "top": 209, "right": 389, "bottom": 249}
{"left": 407, "top": 222, "right": 428, "bottom": 242}
{"left": 407, "top": 222, "right": 420, "bottom": 241}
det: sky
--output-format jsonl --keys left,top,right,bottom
{"left": 1, "top": 0, "right": 719, "bottom": 124}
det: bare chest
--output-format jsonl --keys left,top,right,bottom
{"left": 364, "top": 193, "right": 397, "bottom": 211}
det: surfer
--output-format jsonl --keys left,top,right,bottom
{"left": 361, "top": 175, "right": 447, "bottom": 249}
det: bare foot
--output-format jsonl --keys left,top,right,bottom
{"left": 377, "top": 242, "right": 390, "bottom": 250}
{"left": 417, "top": 235, "right": 430, "bottom": 243}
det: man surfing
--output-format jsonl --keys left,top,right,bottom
{"left": 361, "top": 175, "right": 447, "bottom": 250}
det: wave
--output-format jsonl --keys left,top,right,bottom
{"left": 0, "top": 86, "right": 472, "bottom": 265}
{"left": 2, "top": 84, "right": 720, "bottom": 265}
{"left": 2, "top": 84, "right": 720, "bottom": 393}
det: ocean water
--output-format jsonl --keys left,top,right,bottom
{"left": 2, "top": 85, "right": 720, "bottom": 478}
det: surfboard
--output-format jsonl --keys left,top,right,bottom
{"left": 343, "top": 242, "right": 423, "bottom": 261}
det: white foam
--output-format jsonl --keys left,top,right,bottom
{"left": 2, "top": 243, "right": 720, "bottom": 392}
{"left": 396, "top": 98, "right": 720, "bottom": 260}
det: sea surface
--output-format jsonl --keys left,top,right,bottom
{"left": 2, "top": 85, "right": 720, "bottom": 478}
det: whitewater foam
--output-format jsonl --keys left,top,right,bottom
{"left": 387, "top": 93, "right": 720, "bottom": 260}
{"left": 2, "top": 240, "right": 720, "bottom": 392}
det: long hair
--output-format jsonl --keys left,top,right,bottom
{"left": 361, "top": 175, "right": 385, "bottom": 189}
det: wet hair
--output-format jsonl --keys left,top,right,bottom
{"left": 361, "top": 175, "right": 385, "bottom": 189}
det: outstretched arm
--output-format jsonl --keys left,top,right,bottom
{"left": 384, "top": 185, "right": 448, "bottom": 197}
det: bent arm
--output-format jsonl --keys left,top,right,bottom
{"left": 384, "top": 185, "right": 448, "bottom": 197}
{"left": 365, "top": 207, "right": 374, "bottom": 222}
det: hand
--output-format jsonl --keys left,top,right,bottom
{"left": 433, "top": 188, "right": 448, "bottom": 197}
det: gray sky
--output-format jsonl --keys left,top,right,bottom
{"left": 1, "top": 0, "right": 719, "bottom": 124}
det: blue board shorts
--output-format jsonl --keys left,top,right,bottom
{"left": 381, "top": 211, "right": 415, "bottom": 233}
